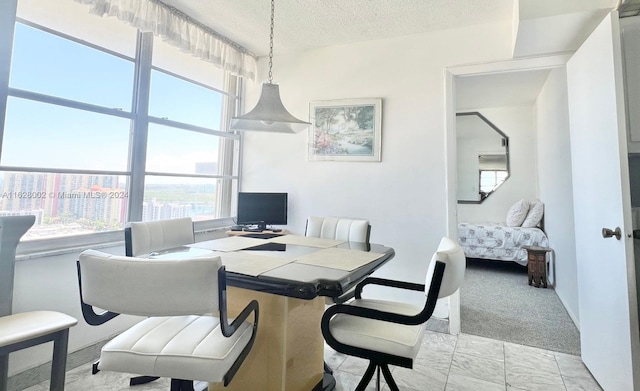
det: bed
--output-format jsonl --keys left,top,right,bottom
{"left": 457, "top": 222, "right": 549, "bottom": 266}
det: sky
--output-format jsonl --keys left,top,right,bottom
{"left": 5, "top": 22, "right": 224, "bottom": 178}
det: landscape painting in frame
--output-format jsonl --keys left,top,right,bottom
{"left": 308, "top": 98, "right": 382, "bottom": 161}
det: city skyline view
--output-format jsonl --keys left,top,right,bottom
{"left": 0, "top": 171, "right": 217, "bottom": 240}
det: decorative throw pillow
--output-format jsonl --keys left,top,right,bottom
{"left": 505, "top": 199, "right": 530, "bottom": 227}
{"left": 522, "top": 200, "right": 544, "bottom": 228}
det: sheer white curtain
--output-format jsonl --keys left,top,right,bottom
{"left": 73, "top": 0, "right": 257, "bottom": 80}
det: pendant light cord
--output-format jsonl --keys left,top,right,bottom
{"left": 268, "top": 0, "right": 275, "bottom": 84}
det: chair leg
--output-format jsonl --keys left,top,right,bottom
{"left": 91, "top": 360, "right": 100, "bottom": 375}
{"left": 0, "top": 354, "right": 8, "bottom": 391}
{"left": 380, "top": 364, "right": 399, "bottom": 391}
{"left": 324, "top": 360, "right": 333, "bottom": 374}
{"left": 355, "top": 362, "right": 377, "bottom": 391}
{"left": 129, "top": 375, "right": 160, "bottom": 386}
{"left": 181, "top": 380, "right": 195, "bottom": 391}
{"left": 170, "top": 379, "right": 195, "bottom": 391}
{"left": 49, "top": 329, "right": 70, "bottom": 391}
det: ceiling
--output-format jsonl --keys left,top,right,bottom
{"left": 158, "top": 0, "right": 620, "bottom": 109}
{"left": 456, "top": 69, "right": 553, "bottom": 110}
{"left": 160, "top": 0, "right": 516, "bottom": 56}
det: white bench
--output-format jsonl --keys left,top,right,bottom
{"left": 0, "top": 311, "right": 77, "bottom": 391}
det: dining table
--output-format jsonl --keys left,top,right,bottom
{"left": 150, "top": 233, "right": 395, "bottom": 391}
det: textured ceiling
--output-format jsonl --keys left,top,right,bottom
{"left": 157, "top": 0, "right": 620, "bottom": 109}
{"left": 160, "top": 0, "right": 515, "bottom": 56}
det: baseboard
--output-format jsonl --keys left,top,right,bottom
{"left": 556, "top": 291, "right": 581, "bottom": 332}
{"left": 7, "top": 339, "right": 107, "bottom": 391}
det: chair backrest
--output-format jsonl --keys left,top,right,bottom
{"left": 305, "top": 216, "right": 371, "bottom": 243}
{"left": 425, "top": 237, "right": 466, "bottom": 298}
{"left": 125, "top": 217, "right": 195, "bottom": 256}
{"left": 78, "top": 249, "right": 221, "bottom": 317}
{"left": 0, "top": 215, "right": 35, "bottom": 316}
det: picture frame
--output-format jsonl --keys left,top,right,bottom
{"left": 308, "top": 98, "right": 382, "bottom": 162}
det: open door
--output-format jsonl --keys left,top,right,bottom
{"left": 566, "top": 11, "right": 640, "bottom": 391}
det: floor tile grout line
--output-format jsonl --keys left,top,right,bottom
{"left": 503, "top": 341, "right": 509, "bottom": 390}
{"left": 553, "top": 352, "right": 569, "bottom": 391}
{"left": 446, "top": 333, "right": 461, "bottom": 390}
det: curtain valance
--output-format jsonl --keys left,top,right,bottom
{"left": 73, "top": 0, "right": 257, "bottom": 80}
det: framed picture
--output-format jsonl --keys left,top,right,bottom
{"left": 308, "top": 98, "right": 382, "bottom": 161}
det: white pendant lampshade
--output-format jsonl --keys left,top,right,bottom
{"left": 230, "top": 0, "right": 309, "bottom": 133}
{"left": 230, "top": 83, "right": 310, "bottom": 133}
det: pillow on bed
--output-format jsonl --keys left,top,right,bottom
{"left": 506, "top": 199, "right": 530, "bottom": 227}
{"left": 522, "top": 200, "right": 544, "bottom": 228}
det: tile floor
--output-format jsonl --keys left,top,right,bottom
{"left": 22, "top": 331, "right": 602, "bottom": 391}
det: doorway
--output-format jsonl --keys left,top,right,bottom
{"left": 444, "top": 56, "right": 580, "bottom": 351}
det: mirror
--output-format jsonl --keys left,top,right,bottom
{"left": 457, "top": 112, "right": 509, "bottom": 203}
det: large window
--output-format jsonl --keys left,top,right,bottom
{"left": 1, "top": 1, "right": 240, "bottom": 243}
{"left": 9, "top": 23, "right": 135, "bottom": 108}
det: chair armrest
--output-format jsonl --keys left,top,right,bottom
{"left": 218, "top": 267, "right": 259, "bottom": 338}
{"left": 221, "top": 299, "right": 259, "bottom": 338}
{"left": 77, "top": 261, "right": 120, "bottom": 326}
{"left": 79, "top": 301, "right": 119, "bottom": 326}
{"left": 324, "top": 262, "right": 444, "bottom": 327}
{"left": 354, "top": 277, "right": 425, "bottom": 299}
{"left": 217, "top": 266, "right": 260, "bottom": 386}
{"left": 323, "top": 301, "right": 426, "bottom": 327}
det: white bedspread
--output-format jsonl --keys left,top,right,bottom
{"left": 457, "top": 222, "right": 549, "bottom": 266}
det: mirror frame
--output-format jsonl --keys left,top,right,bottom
{"left": 457, "top": 111, "right": 510, "bottom": 204}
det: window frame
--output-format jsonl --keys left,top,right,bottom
{"left": 0, "top": 7, "right": 241, "bottom": 254}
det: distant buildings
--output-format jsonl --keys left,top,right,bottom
{"left": 142, "top": 199, "right": 192, "bottom": 221}
{"left": 0, "top": 172, "right": 124, "bottom": 223}
{"left": 0, "top": 169, "right": 216, "bottom": 239}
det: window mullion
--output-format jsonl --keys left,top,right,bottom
{"left": 128, "top": 31, "right": 154, "bottom": 222}
{"left": 0, "top": 0, "right": 18, "bottom": 162}
{"left": 216, "top": 73, "right": 239, "bottom": 218}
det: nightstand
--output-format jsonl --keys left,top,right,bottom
{"left": 524, "top": 245, "right": 551, "bottom": 288}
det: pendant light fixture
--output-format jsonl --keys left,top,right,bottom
{"left": 230, "top": 0, "right": 310, "bottom": 133}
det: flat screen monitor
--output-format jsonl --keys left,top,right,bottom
{"left": 237, "top": 192, "right": 288, "bottom": 230}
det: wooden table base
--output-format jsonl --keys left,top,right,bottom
{"left": 210, "top": 287, "right": 325, "bottom": 391}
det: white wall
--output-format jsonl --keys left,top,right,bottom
{"left": 457, "top": 106, "right": 538, "bottom": 223}
{"left": 536, "top": 67, "right": 580, "bottom": 326}
{"left": 240, "top": 22, "right": 512, "bottom": 306}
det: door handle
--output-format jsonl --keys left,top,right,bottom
{"left": 602, "top": 227, "right": 622, "bottom": 240}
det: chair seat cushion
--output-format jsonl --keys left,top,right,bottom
{"left": 328, "top": 299, "right": 426, "bottom": 360}
{"left": 99, "top": 315, "right": 253, "bottom": 383}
